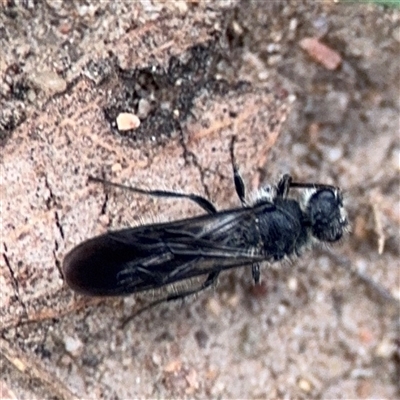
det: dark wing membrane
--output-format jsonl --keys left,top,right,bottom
{"left": 63, "top": 204, "right": 273, "bottom": 296}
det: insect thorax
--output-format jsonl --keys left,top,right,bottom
{"left": 258, "top": 198, "right": 309, "bottom": 261}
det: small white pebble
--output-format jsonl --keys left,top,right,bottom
{"left": 111, "top": 163, "right": 122, "bottom": 172}
{"left": 152, "top": 352, "right": 162, "bottom": 366}
{"left": 298, "top": 378, "right": 312, "bottom": 392}
{"left": 287, "top": 277, "right": 298, "bottom": 291}
{"left": 64, "top": 336, "right": 83, "bottom": 356}
{"left": 327, "top": 147, "right": 343, "bottom": 163}
{"left": 116, "top": 113, "right": 140, "bottom": 131}
{"left": 375, "top": 338, "right": 395, "bottom": 358}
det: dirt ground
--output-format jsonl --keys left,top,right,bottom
{"left": 1, "top": 1, "right": 399, "bottom": 399}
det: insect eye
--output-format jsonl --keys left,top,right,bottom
{"left": 308, "top": 189, "right": 344, "bottom": 242}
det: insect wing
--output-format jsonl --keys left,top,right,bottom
{"left": 63, "top": 206, "right": 272, "bottom": 296}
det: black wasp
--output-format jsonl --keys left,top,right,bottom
{"left": 63, "top": 137, "right": 348, "bottom": 305}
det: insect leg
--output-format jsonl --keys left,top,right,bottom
{"left": 120, "top": 271, "right": 220, "bottom": 328}
{"left": 164, "top": 271, "right": 219, "bottom": 303}
{"left": 229, "top": 136, "right": 247, "bottom": 206}
{"left": 230, "top": 136, "right": 263, "bottom": 285}
{"left": 88, "top": 175, "right": 217, "bottom": 214}
{"left": 276, "top": 174, "right": 292, "bottom": 198}
{"left": 252, "top": 263, "right": 261, "bottom": 284}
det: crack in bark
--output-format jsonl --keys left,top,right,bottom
{"left": 54, "top": 210, "right": 65, "bottom": 240}
{"left": 2, "top": 243, "right": 20, "bottom": 301}
{"left": 43, "top": 176, "right": 65, "bottom": 239}
{"left": 43, "top": 176, "right": 65, "bottom": 278}
{"left": 100, "top": 190, "right": 109, "bottom": 216}
{"left": 2, "top": 242, "right": 29, "bottom": 326}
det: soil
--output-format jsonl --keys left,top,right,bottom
{"left": 1, "top": 1, "right": 399, "bottom": 399}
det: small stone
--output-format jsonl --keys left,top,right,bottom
{"left": 298, "top": 378, "right": 312, "bottom": 392}
{"left": 63, "top": 335, "right": 83, "bottom": 356}
{"left": 137, "top": 98, "right": 151, "bottom": 119}
{"left": 299, "top": 37, "right": 342, "bottom": 70}
{"left": 116, "top": 112, "right": 140, "bottom": 131}
{"left": 29, "top": 70, "right": 67, "bottom": 94}
{"left": 111, "top": 163, "right": 122, "bottom": 172}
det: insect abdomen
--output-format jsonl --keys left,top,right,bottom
{"left": 63, "top": 233, "right": 148, "bottom": 296}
